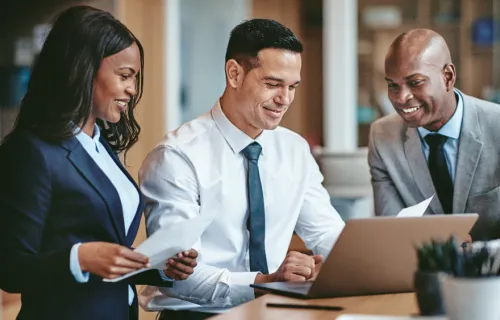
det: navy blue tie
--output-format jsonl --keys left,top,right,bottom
{"left": 241, "top": 142, "right": 269, "bottom": 274}
{"left": 425, "top": 134, "right": 453, "bottom": 214}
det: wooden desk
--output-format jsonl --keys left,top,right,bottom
{"left": 212, "top": 293, "right": 418, "bottom": 320}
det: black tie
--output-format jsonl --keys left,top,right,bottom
{"left": 425, "top": 134, "right": 453, "bottom": 213}
{"left": 241, "top": 142, "right": 269, "bottom": 274}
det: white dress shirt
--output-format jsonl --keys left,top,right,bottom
{"left": 139, "top": 101, "right": 345, "bottom": 311}
{"left": 69, "top": 125, "right": 140, "bottom": 305}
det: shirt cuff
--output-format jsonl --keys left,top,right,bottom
{"left": 70, "top": 243, "right": 90, "bottom": 283}
{"left": 230, "top": 272, "right": 259, "bottom": 305}
{"left": 159, "top": 269, "right": 175, "bottom": 282}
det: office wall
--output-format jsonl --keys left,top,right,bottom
{"left": 252, "top": 0, "right": 309, "bottom": 139}
{"left": 114, "top": 1, "right": 166, "bottom": 319}
{"left": 179, "top": 0, "right": 250, "bottom": 123}
{"left": 0, "top": 0, "right": 114, "bottom": 66}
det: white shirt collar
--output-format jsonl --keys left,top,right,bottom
{"left": 74, "top": 124, "right": 101, "bottom": 152}
{"left": 417, "top": 89, "right": 463, "bottom": 140}
{"left": 211, "top": 100, "right": 268, "bottom": 156}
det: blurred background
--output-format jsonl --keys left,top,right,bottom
{"left": 1, "top": 0, "right": 500, "bottom": 319}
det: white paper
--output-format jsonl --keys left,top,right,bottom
{"left": 103, "top": 214, "right": 213, "bottom": 282}
{"left": 397, "top": 194, "right": 434, "bottom": 218}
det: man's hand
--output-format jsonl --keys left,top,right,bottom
{"left": 164, "top": 249, "right": 198, "bottom": 280}
{"left": 79, "top": 242, "right": 150, "bottom": 279}
{"left": 255, "top": 251, "right": 323, "bottom": 284}
{"left": 309, "top": 261, "right": 323, "bottom": 281}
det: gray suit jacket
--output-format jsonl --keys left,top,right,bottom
{"left": 368, "top": 90, "right": 500, "bottom": 240}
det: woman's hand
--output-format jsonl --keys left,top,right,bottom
{"left": 163, "top": 249, "right": 198, "bottom": 280}
{"left": 79, "top": 242, "right": 150, "bottom": 279}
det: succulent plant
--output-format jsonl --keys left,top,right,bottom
{"left": 416, "top": 236, "right": 500, "bottom": 278}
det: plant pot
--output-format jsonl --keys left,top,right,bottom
{"left": 440, "top": 275, "right": 500, "bottom": 320}
{"left": 413, "top": 271, "right": 445, "bottom": 316}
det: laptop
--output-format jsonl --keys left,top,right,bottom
{"left": 251, "top": 214, "right": 478, "bottom": 299}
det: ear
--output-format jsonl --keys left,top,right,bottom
{"left": 225, "top": 59, "right": 244, "bottom": 89}
{"left": 443, "top": 63, "right": 456, "bottom": 91}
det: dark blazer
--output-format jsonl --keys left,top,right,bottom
{"left": 0, "top": 130, "right": 170, "bottom": 320}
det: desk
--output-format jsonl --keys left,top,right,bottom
{"left": 212, "top": 293, "right": 418, "bottom": 320}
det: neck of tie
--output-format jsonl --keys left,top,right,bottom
{"left": 425, "top": 134, "right": 453, "bottom": 213}
{"left": 241, "top": 142, "right": 269, "bottom": 274}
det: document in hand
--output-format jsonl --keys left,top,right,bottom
{"left": 104, "top": 214, "right": 213, "bottom": 282}
{"left": 397, "top": 194, "right": 434, "bottom": 218}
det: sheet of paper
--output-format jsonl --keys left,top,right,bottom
{"left": 397, "top": 194, "right": 434, "bottom": 218}
{"left": 103, "top": 214, "right": 214, "bottom": 282}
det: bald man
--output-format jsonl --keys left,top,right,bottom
{"left": 368, "top": 28, "right": 500, "bottom": 240}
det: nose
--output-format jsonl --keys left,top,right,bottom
{"left": 274, "top": 88, "right": 293, "bottom": 106}
{"left": 391, "top": 86, "right": 413, "bottom": 105}
{"left": 125, "top": 81, "right": 137, "bottom": 97}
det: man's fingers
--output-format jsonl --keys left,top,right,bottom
{"left": 183, "top": 249, "right": 198, "bottom": 258}
{"left": 284, "top": 265, "right": 313, "bottom": 279}
{"left": 285, "top": 274, "right": 307, "bottom": 282}
{"left": 165, "top": 268, "right": 190, "bottom": 280}
{"left": 312, "top": 255, "right": 324, "bottom": 264}
{"left": 285, "top": 254, "right": 315, "bottom": 270}
{"left": 175, "top": 256, "right": 197, "bottom": 267}
{"left": 167, "top": 261, "right": 195, "bottom": 275}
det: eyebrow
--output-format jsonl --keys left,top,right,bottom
{"left": 118, "top": 67, "right": 137, "bottom": 74}
{"left": 263, "top": 76, "right": 300, "bottom": 86}
{"left": 385, "top": 74, "right": 423, "bottom": 82}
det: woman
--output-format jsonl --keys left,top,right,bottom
{"left": 0, "top": 6, "right": 197, "bottom": 320}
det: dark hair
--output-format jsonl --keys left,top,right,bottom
{"left": 225, "top": 18, "right": 303, "bottom": 71}
{"left": 11, "top": 5, "right": 144, "bottom": 153}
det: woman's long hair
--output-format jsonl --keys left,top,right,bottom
{"left": 10, "top": 5, "right": 144, "bottom": 153}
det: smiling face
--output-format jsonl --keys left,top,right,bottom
{"left": 226, "top": 48, "right": 301, "bottom": 138}
{"left": 384, "top": 31, "right": 457, "bottom": 131}
{"left": 92, "top": 42, "right": 140, "bottom": 125}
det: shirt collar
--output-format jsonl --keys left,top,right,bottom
{"left": 211, "top": 100, "right": 268, "bottom": 155}
{"left": 74, "top": 124, "right": 101, "bottom": 152}
{"left": 417, "top": 88, "right": 463, "bottom": 140}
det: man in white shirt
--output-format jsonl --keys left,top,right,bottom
{"left": 139, "top": 18, "right": 345, "bottom": 319}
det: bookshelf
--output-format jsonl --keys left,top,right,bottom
{"left": 351, "top": 0, "right": 500, "bottom": 146}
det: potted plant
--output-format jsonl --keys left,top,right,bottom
{"left": 414, "top": 236, "right": 462, "bottom": 316}
{"left": 439, "top": 240, "right": 500, "bottom": 320}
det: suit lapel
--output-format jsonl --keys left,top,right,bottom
{"left": 453, "top": 92, "right": 483, "bottom": 213}
{"left": 403, "top": 127, "right": 443, "bottom": 214}
{"left": 99, "top": 137, "right": 144, "bottom": 247}
{"left": 61, "top": 137, "right": 126, "bottom": 244}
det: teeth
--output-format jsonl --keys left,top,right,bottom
{"left": 402, "top": 105, "right": 421, "bottom": 114}
{"left": 265, "top": 108, "right": 281, "bottom": 113}
{"left": 115, "top": 100, "right": 127, "bottom": 107}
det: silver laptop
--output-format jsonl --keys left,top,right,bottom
{"left": 251, "top": 214, "right": 478, "bottom": 299}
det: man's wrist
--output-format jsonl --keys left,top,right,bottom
{"left": 159, "top": 269, "right": 175, "bottom": 282}
{"left": 254, "top": 273, "right": 272, "bottom": 284}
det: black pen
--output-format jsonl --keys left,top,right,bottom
{"left": 266, "top": 303, "right": 344, "bottom": 311}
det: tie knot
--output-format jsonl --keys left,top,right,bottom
{"left": 425, "top": 134, "right": 448, "bottom": 149}
{"left": 242, "top": 142, "right": 262, "bottom": 161}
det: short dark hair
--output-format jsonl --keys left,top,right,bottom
{"left": 11, "top": 5, "right": 144, "bottom": 153}
{"left": 225, "top": 18, "right": 303, "bottom": 71}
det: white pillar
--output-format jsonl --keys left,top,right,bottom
{"left": 165, "top": 0, "right": 181, "bottom": 131}
{"left": 323, "top": 0, "right": 358, "bottom": 151}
